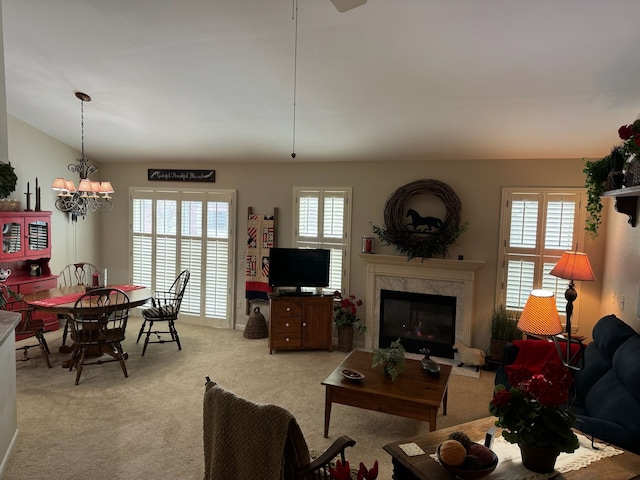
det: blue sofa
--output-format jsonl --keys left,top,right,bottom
{"left": 495, "top": 314, "right": 640, "bottom": 454}
{"left": 571, "top": 314, "right": 640, "bottom": 454}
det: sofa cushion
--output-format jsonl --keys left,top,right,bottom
{"left": 573, "top": 342, "right": 611, "bottom": 405}
{"left": 592, "top": 314, "right": 636, "bottom": 361}
{"left": 612, "top": 335, "right": 640, "bottom": 403}
{"left": 583, "top": 368, "right": 640, "bottom": 452}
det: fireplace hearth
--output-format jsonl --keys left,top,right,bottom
{"left": 360, "top": 254, "right": 485, "bottom": 350}
{"left": 379, "top": 289, "right": 457, "bottom": 358}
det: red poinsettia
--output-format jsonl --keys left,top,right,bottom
{"left": 332, "top": 291, "right": 367, "bottom": 335}
{"left": 357, "top": 460, "right": 378, "bottom": 480}
{"left": 489, "top": 362, "right": 578, "bottom": 453}
{"left": 328, "top": 459, "right": 379, "bottom": 480}
{"left": 618, "top": 119, "right": 640, "bottom": 155}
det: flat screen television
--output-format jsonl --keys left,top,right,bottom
{"left": 268, "top": 247, "right": 330, "bottom": 295}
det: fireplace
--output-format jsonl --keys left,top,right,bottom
{"left": 379, "top": 289, "right": 456, "bottom": 358}
{"left": 359, "top": 254, "right": 485, "bottom": 351}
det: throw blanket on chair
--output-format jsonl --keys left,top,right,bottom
{"left": 245, "top": 213, "right": 275, "bottom": 302}
{"left": 504, "top": 339, "right": 582, "bottom": 376}
{"left": 203, "top": 380, "right": 310, "bottom": 480}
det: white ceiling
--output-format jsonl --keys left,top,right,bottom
{"left": 3, "top": 0, "right": 640, "bottom": 164}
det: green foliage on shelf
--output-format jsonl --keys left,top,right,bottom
{"left": 583, "top": 155, "right": 612, "bottom": 238}
{"left": 0, "top": 162, "right": 18, "bottom": 199}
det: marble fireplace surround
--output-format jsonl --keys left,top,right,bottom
{"left": 359, "top": 254, "right": 485, "bottom": 350}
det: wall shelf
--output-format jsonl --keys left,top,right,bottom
{"left": 602, "top": 185, "right": 640, "bottom": 227}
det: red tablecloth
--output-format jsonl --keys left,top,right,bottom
{"left": 28, "top": 285, "right": 146, "bottom": 307}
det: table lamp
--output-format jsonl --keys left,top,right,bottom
{"left": 517, "top": 289, "right": 583, "bottom": 370}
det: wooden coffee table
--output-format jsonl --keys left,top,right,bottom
{"left": 383, "top": 416, "right": 640, "bottom": 480}
{"left": 321, "top": 350, "right": 452, "bottom": 438}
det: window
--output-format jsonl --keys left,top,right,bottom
{"left": 294, "top": 187, "right": 352, "bottom": 294}
{"left": 496, "top": 188, "right": 587, "bottom": 330}
{"left": 131, "top": 188, "right": 236, "bottom": 327}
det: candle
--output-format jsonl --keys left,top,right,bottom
{"left": 26, "top": 181, "right": 30, "bottom": 194}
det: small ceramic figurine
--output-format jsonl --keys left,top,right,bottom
{"left": 0, "top": 268, "right": 11, "bottom": 282}
{"left": 420, "top": 348, "right": 440, "bottom": 376}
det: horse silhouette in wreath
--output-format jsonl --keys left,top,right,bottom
{"left": 406, "top": 208, "right": 444, "bottom": 232}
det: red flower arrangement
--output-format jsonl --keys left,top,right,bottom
{"left": 329, "top": 459, "right": 378, "bottom": 480}
{"left": 489, "top": 362, "right": 579, "bottom": 453}
{"left": 618, "top": 120, "right": 640, "bottom": 156}
{"left": 332, "top": 291, "right": 367, "bottom": 335}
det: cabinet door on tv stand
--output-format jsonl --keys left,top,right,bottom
{"left": 301, "top": 297, "right": 332, "bottom": 351}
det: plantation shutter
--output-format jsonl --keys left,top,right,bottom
{"left": 497, "top": 188, "right": 586, "bottom": 330}
{"left": 131, "top": 188, "right": 236, "bottom": 327}
{"left": 294, "top": 187, "right": 352, "bottom": 295}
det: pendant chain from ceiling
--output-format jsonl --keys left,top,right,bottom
{"left": 291, "top": 0, "right": 299, "bottom": 158}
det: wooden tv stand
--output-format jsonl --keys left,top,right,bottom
{"left": 268, "top": 294, "right": 333, "bottom": 354}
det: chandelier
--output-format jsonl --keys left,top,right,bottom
{"left": 51, "top": 92, "right": 114, "bottom": 220}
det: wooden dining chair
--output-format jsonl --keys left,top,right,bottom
{"left": 58, "top": 262, "right": 99, "bottom": 347}
{"left": 136, "top": 269, "right": 190, "bottom": 356}
{"left": 2, "top": 284, "right": 52, "bottom": 368}
{"left": 68, "top": 287, "right": 130, "bottom": 385}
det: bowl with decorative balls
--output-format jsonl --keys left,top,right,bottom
{"left": 436, "top": 431, "right": 498, "bottom": 479}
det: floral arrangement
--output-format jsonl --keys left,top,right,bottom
{"left": 618, "top": 120, "right": 640, "bottom": 157}
{"left": 329, "top": 459, "right": 378, "bottom": 480}
{"left": 489, "top": 362, "right": 579, "bottom": 453}
{"left": 332, "top": 291, "right": 367, "bottom": 335}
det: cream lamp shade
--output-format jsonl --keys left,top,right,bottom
{"left": 517, "top": 289, "right": 563, "bottom": 337}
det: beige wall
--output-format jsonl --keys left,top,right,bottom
{"left": 7, "top": 114, "right": 637, "bottom": 352}
{"left": 7, "top": 116, "right": 101, "bottom": 274}
{"left": 99, "top": 157, "right": 613, "bottom": 350}
{"left": 600, "top": 197, "right": 640, "bottom": 331}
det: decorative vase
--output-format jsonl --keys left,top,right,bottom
{"left": 518, "top": 442, "right": 560, "bottom": 473}
{"left": 337, "top": 326, "right": 354, "bottom": 352}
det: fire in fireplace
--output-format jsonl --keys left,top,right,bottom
{"left": 379, "top": 289, "right": 457, "bottom": 358}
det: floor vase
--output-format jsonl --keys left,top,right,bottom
{"left": 519, "top": 442, "right": 560, "bottom": 473}
{"left": 337, "top": 326, "right": 354, "bottom": 352}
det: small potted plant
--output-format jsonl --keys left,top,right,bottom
{"left": 372, "top": 338, "right": 406, "bottom": 381}
{"left": 489, "top": 304, "right": 521, "bottom": 363}
{"left": 333, "top": 291, "right": 366, "bottom": 352}
{"left": 0, "top": 162, "right": 18, "bottom": 211}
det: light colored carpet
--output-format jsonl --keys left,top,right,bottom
{"left": 6, "top": 315, "right": 496, "bottom": 480}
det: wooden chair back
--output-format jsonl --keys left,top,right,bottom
{"left": 71, "top": 288, "right": 130, "bottom": 345}
{"left": 58, "top": 262, "right": 99, "bottom": 287}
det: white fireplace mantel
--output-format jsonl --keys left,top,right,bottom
{"left": 358, "top": 254, "right": 485, "bottom": 350}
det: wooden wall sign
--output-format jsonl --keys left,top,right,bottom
{"left": 147, "top": 169, "right": 215, "bottom": 182}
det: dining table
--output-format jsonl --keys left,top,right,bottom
{"left": 23, "top": 284, "right": 152, "bottom": 367}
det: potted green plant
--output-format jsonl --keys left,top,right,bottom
{"left": 332, "top": 291, "right": 366, "bottom": 352}
{"left": 0, "top": 162, "right": 18, "bottom": 210}
{"left": 583, "top": 154, "right": 612, "bottom": 238}
{"left": 372, "top": 338, "right": 406, "bottom": 381}
{"left": 489, "top": 304, "right": 521, "bottom": 363}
